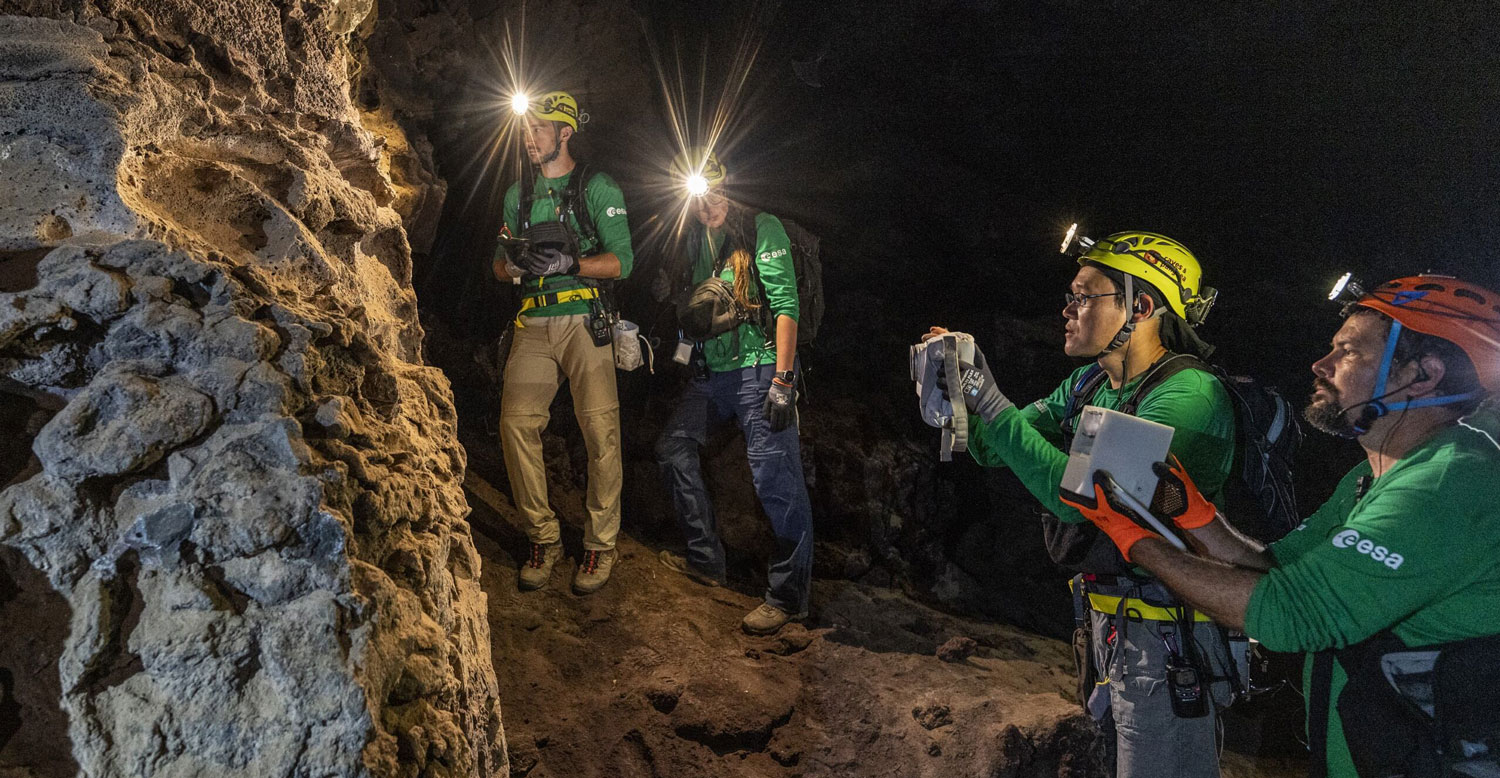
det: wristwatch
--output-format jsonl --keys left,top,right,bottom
{"left": 775, "top": 370, "right": 795, "bottom": 384}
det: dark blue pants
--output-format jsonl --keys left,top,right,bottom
{"left": 654, "top": 362, "right": 813, "bottom": 614}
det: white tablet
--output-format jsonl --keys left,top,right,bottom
{"left": 1061, "top": 406, "right": 1174, "bottom": 508}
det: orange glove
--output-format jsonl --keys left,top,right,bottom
{"left": 1150, "top": 455, "right": 1219, "bottom": 530}
{"left": 1059, "top": 474, "right": 1160, "bottom": 562}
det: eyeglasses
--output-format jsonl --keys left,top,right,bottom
{"left": 1063, "top": 291, "right": 1123, "bottom": 309}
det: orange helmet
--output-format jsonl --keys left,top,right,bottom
{"left": 1356, "top": 275, "right": 1500, "bottom": 392}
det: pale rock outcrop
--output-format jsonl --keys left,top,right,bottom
{"left": 0, "top": 4, "right": 502, "bottom": 776}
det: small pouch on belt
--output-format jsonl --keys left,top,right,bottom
{"left": 1069, "top": 574, "right": 1097, "bottom": 711}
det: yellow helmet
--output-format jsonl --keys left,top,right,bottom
{"left": 670, "top": 147, "right": 727, "bottom": 195}
{"left": 530, "top": 90, "right": 581, "bottom": 130}
{"left": 1079, "top": 231, "right": 1216, "bottom": 325}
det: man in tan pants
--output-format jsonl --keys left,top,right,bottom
{"left": 494, "top": 90, "right": 633, "bottom": 594}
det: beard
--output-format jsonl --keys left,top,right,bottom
{"left": 1303, "top": 379, "right": 1359, "bottom": 437}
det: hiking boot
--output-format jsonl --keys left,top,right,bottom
{"left": 741, "top": 602, "right": 804, "bottom": 636}
{"left": 572, "top": 548, "right": 618, "bottom": 595}
{"left": 518, "top": 542, "right": 564, "bottom": 591}
{"left": 657, "top": 550, "right": 722, "bottom": 587}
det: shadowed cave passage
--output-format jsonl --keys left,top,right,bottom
{"left": 0, "top": 543, "right": 76, "bottom": 778}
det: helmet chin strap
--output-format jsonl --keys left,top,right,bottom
{"left": 1095, "top": 275, "right": 1135, "bottom": 357}
{"left": 1341, "top": 319, "right": 1480, "bottom": 436}
{"left": 538, "top": 124, "right": 563, "bottom": 165}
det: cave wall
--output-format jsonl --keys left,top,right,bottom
{"left": 0, "top": 2, "right": 502, "bottom": 775}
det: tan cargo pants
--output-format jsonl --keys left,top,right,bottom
{"left": 499, "top": 313, "right": 621, "bottom": 551}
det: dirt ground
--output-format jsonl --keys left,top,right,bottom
{"left": 463, "top": 468, "right": 1310, "bottom": 778}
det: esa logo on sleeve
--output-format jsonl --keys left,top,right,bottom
{"left": 1331, "top": 529, "right": 1405, "bottom": 570}
{"left": 605, "top": 206, "right": 627, "bottom": 218}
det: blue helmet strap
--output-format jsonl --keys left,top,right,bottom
{"left": 1370, "top": 320, "right": 1403, "bottom": 401}
{"left": 1354, "top": 319, "right": 1479, "bottom": 432}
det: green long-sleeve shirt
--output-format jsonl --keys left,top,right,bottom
{"left": 691, "top": 212, "right": 799, "bottom": 372}
{"left": 501, "top": 168, "right": 634, "bottom": 318}
{"left": 1247, "top": 412, "right": 1500, "bottom": 777}
{"left": 967, "top": 362, "right": 1236, "bottom": 526}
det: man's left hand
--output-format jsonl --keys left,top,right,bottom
{"left": 1058, "top": 473, "right": 1162, "bottom": 561}
{"left": 763, "top": 375, "right": 796, "bottom": 432}
{"left": 519, "top": 247, "right": 579, "bottom": 277}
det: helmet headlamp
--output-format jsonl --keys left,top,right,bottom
{"left": 671, "top": 147, "right": 727, "bottom": 199}
{"left": 1328, "top": 272, "right": 1367, "bottom": 304}
{"left": 510, "top": 93, "right": 530, "bottom": 116}
{"left": 1060, "top": 223, "right": 1097, "bottom": 257}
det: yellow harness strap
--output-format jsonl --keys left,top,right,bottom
{"left": 1067, "top": 577, "right": 1213, "bottom": 622}
{"left": 515, "top": 286, "right": 599, "bottom": 327}
{"left": 1084, "top": 591, "right": 1213, "bottom": 623}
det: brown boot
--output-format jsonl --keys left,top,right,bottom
{"left": 518, "top": 542, "right": 564, "bottom": 591}
{"left": 572, "top": 548, "right": 618, "bottom": 595}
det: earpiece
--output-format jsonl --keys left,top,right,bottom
{"left": 1354, "top": 403, "right": 1384, "bottom": 434}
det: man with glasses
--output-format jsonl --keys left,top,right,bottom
{"left": 1062, "top": 273, "right": 1500, "bottom": 778}
{"left": 925, "top": 231, "right": 1235, "bottom": 778}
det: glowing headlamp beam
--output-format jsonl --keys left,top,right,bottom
{"left": 1328, "top": 272, "right": 1366, "bottom": 302}
{"left": 510, "top": 93, "right": 530, "bottom": 116}
{"left": 1328, "top": 272, "right": 1352, "bottom": 301}
{"left": 686, "top": 174, "right": 710, "bottom": 197}
{"left": 1060, "top": 223, "right": 1096, "bottom": 257}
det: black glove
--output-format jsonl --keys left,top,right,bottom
{"left": 935, "top": 344, "right": 1013, "bottom": 423}
{"left": 763, "top": 374, "right": 796, "bottom": 432}
{"left": 519, "top": 246, "right": 579, "bottom": 277}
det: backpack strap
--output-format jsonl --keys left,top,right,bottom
{"left": 560, "top": 163, "right": 600, "bottom": 254}
{"left": 1118, "top": 353, "right": 1208, "bottom": 416}
{"left": 1059, "top": 353, "right": 1211, "bottom": 447}
{"left": 517, "top": 163, "right": 599, "bottom": 252}
{"left": 1059, "top": 364, "right": 1109, "bottom": 448}
{"left": 517, "top": 168, "right": 536, "bottom": 233}
{"left": 744, "top": 211, "right": 779, "bottom": 346}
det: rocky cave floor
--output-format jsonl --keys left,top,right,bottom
{"left": 456, "top": 431, "right": 1310, "bottom": 778}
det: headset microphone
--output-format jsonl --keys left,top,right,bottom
{"left": 1337, "top": 378, "right": 1425, "bottom": 435}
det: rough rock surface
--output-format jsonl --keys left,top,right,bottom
{"left": 462, "top": 434, "right": 1309, "bottom": 778}
{"left": 0, "top": 5, "right": 502, "bottom": 776}
{"left": 465, "top": 475, "right": 1111, "bottom": 778}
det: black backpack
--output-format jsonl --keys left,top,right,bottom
{"left": 771, "top": 217, "right": 823, "bottom": 345}
{"left": 1046, "top": 353, "right": 1303, "bottom": 574}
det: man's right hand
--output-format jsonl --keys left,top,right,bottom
{"left": 934, "top": 340, "right": 1013, "bottom": 423}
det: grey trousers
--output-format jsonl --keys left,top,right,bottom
{"left": 1089, "top": 609, "right": 1232, "bottom": 778}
